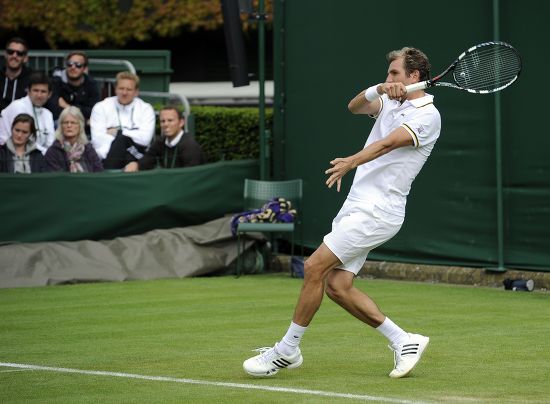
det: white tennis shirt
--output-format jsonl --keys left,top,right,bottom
{"left": 347, "top": 93, "right": 441, "bottom": 216}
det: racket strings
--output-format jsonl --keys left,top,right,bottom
{"left": 454, "top": 45, "right": 521, "bottom": 91}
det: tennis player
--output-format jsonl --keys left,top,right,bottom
{"left": 243, "top": 47, "right": 441, "bottom": 378}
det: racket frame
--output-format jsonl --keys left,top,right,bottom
{"left": 405, "top": 41, "right": 521, "bottom": 94}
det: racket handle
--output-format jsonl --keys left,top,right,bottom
{"left": 405, "top": 81, "right": 428, "bottom": 93}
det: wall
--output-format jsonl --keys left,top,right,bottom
{"left": 272, "top": 0, "right": 550, "bottom": 271}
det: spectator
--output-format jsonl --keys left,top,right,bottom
{"left": 45, "top": 106, "right": 103, "bottom": 173}
{"left": 0, "top": 71, "right": 54, "bottom": 154}
{"left": 45, "top": 51, "right": 99, "bottom": 130}
{"left": 90, "top": 71, "right": 155, "bottom": 170}
{"left": 0, "top": 37, "right": 32, "bottom": 111}
{"left": 124, "top": 106, "right": 205, "bottom": 172}
{"left": 0, "top": 113, "right": 46, "bottom": 174}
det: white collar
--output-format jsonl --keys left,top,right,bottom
{"left": 408, "top": 94, "right": 434, "bottom": 108}
{"left": 24, "top": 95, "right": 42, "bottom": 112}
{"left": 165, "top": 130, "right": 184, "bottom": 147}
{"left": 115, "top": 98, "right": 136, "bottom": 110}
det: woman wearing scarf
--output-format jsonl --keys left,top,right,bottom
{"left": 45, "top": 106, "right": 103, "bottom": 172}
{"left": 0, "top": 113, "right": 46, "bottom": 173}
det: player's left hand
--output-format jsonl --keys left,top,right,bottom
{"left": 325, "top": 157, "right": 353, "bottom": 192}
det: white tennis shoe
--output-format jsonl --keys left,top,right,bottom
{"left": 388, "top": 333, "right": 430, "bottom": 378}
{"left": 243, "top": 343, "right": 303, "bottom": 377}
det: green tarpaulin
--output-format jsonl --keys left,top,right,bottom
{"left": 0, "top": 160, "right": 258, "bottom": 243}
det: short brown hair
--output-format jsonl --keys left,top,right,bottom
{"left": 6, "top": 36, "right": 28, "bottom": 52}
{"left": 65, "top": 51, "right": 88, "bottom": 66}
{"left": 387, "top": 47, "right": 431, "bottom": 81}
{"left": 160, "top": 105, "right": 184, "bottom": 120}
{"left": 12, "top": 113, "right": 36, "bottom": 140}
{"left": 29, "top": 71, "right": 52, "bottom": 91}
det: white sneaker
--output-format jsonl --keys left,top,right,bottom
{"left": 388, "top": 333, "right": 429, "bottom": 378}
{"left": 243, "top": 343, "right": 303, "bottom": 377}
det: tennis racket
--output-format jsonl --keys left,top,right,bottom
{"left": 405, "top": 41, "right": 522, "bottom": 94}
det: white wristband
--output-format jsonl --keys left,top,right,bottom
{"left": 364, "top": 85, "right": 381, "bottom": 102}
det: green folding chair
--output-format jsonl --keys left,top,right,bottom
{"left": 236, "top": 178, "right": 303, "bottom": 276}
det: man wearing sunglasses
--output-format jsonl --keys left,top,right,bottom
{"left": 45, "top": 51, "right": 99, "bottom": 129}
{"left": 0, "top": 37, "right": 33, "bottom": 111}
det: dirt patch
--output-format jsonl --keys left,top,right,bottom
{"left": 274, "top": 256, "right": 550, "bottom": 291}
{"left": 359, "top": 261, "right": 549, "bottom": 291}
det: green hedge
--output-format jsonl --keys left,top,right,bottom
{"left": 192, "top": 106, "right": 273, "bottom": 162}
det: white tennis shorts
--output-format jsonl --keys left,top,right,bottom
{"left": 323, "top": 199, "right": 404, "bottom": 275}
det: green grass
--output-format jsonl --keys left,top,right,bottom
{"left": 0, "top": 274, "right": 549, "bottom": 403}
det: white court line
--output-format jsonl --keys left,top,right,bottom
{"left": 0, "top": 362, "right": 428, "bottom": 403}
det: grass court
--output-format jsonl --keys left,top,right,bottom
{"left": 1, "top": 274, "right": 548, "bottom": 403}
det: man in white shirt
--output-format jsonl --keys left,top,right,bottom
{"left": 0, "top": 71, "right": 55, "bottom": 154}
{"left": 90, "top": 71, "right": 155, "bottom": 169}
{"left": 243, "top": 47, "right": 441, "bottom": 379}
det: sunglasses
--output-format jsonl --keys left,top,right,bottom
{"left": 6, "top": 48, "right": 27, "bottom": 57}
{"left": 66, "top": 61, "right": 85, "bottom": 68}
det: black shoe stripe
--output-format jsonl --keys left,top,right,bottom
{"left": 273, "top": 359, "right": 291, "bottom": 368}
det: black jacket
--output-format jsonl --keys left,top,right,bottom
{"left": 46, "top": 73, "right": 100, "bottom": 120}
{"left": 44, "top": 140, "right": 104, "bottom": 172}
{"left": 138, "top": 134, "right": 205, "bottom": 170}
{"left": 0, "top": 143, "right": 47, "bottom": 174}
{"left": 0, "top": 64, "right": 33, "bottom": 111}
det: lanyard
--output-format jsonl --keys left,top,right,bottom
{"left": 115, "top": 105, "right": 135, "bottom": 130}
{"left": 32, "top": 106, "right": 41, "bottom": 133}
{"left": 163, "top": 145, "right": 178, "bottom": 168}
{"left": 32, "top": 106, "right": 48, "bottom": 146}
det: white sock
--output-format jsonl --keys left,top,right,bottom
{"left": 376, "top": 317, "right": 409, "bottom": 348}
{"left": 278, "top": 322, "right": 307, "bottom": 355}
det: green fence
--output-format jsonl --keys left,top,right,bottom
{"left": 0, "top": 160, "right": 258, "bottom": 244}
{"left": 27, "top": 49, "right": 172, "bottom": 93}
{"left": 86, "top": 49, "right": 172, "bottom": 93}
{"left": 272, "top": 0, "right": 550, "bottom": 272}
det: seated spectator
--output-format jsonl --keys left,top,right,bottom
{"left": 0, "top": 37, "right": 32, "bottom": 111}
{"left": 0, "top": 113, "right": 46, "bottom": 174}
{"left": 45, "top": 51, "right": 99, "bottom": 132}
{"left": 90, "top": 71, "right": 155, "bottom": 170}
{"left": 45, "top": 106, "right": 103, "bottom": 173}
{"left": 0, "top": 71, "right": 54, "bottom": 154}
{"left": 125, "top": 106, "right": 205, "bottom": 172}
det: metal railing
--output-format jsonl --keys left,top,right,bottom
{"left": 15, "top": 52, "right": 193, "bottom": 134}
{"left": 97, "top": 79, "right": 191, "bottom": 119}
{"left": 140, "top": 91, "right": 191, "bottom": 120}
{"left": 141, "top": 90, "right": 194, "bottom": 136}
{"left": 25, "top": 51, "right": 137, "bottom": 75}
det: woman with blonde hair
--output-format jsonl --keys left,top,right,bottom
{"left": 45, "top": 106, "right": 103, "bottom": 172}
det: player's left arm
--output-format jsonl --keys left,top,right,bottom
{"left": 325, "top": 127, "right": 413, "bottom": 191}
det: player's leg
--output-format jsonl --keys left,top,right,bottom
{"left": 291, "top": 242, "right": 342, "bottom": 326}
{"left": 325, "top": 269, "right": 385, "bottom": 327}
{"left": 324, "top": 268, "right": 429, "bottom": 377}
{"left": 242, "top": 243, "right": 340, "bottom": 377}
{"left": 321, "top": 203, "right": 429, "bottom": 378}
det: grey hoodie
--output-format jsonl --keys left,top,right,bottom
{"left": 2, "top": 137, "right": 45, "bottom": 173}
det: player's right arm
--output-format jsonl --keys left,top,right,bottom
{"left": 348, "top": 86, "right": 382, "bottom": 115}
{"left": 348, "top": 82, "right": 409, "bottom": 115}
